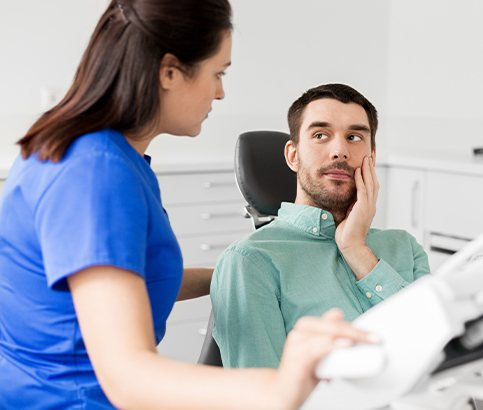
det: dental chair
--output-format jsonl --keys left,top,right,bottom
{"left": 234, "top": 130, "right": 296, "bottom": 228}
{"left": 199, "top": 133, "right": 483, "bottom": 409}
{"left": 197, "top": 130, "right": 296, "bottom": 366}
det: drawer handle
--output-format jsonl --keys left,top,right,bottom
{"left": 429, "top": 245, "right": 456, "bottom": 256}
{"left": 200, "top": 211, "right": 243, "bottom": 220}
{"left": 411, "top": 180, "right": 420, "bottom": 229}
{"left": 200, "top": 243, "right": 231, "bottom": 251}
{"left": 203, "top": 181, "right": 234, "bottom": 189}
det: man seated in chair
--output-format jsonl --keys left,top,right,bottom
{"left": 210, "top": 83, "right": 430, "bottom": 368}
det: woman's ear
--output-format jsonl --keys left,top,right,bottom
{"left": 159, "top": 53, "right": 182, "bottom": 90}
{"left": 284, "top": 140, "right": 299, "bottom": 172}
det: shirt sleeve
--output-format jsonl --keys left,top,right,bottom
{"left": 210, "top": 246, "right": 286, "bottom": 368}
{"left": 355, "top": 233, "right": 430, "bottom": 306}
{"left": 34, "top": 152, "right": 149, "bottom": 290}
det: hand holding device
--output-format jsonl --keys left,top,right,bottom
{"left": 304, "top": 233, "right": 483, "bottom": 410}
{"left": 316, "top": 343, "right": 386, "bottom": 379}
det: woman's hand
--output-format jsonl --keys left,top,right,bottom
{"left": 274, "top": 309, "right": 378, "bottom": 410}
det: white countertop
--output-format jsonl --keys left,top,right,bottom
{"left": 377, "top": 152, "right": 483, "bottom": 176}
{"left": 2, "top": 154, "right": 483, "bottom": 179}
{"left": 0, "top": 160, "right": 234, "bottom": 180}
{"left": 151, "top": 160, "right": 234, "bottom": 174}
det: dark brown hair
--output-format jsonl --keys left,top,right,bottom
{"left": 287, "top": 83, "right": 378, "bottom": 149}
{"left": 18, "top": 0, "right": 232, "bottom": 161}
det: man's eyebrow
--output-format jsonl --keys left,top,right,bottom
{"left": 306, "top": 121, "right": 371, "bottom": 134}
{"left": 349, "top": 124, "right": 371, "bottom": 133}
{"left": 223, "top": 61, "right": 232, "bottom": 68}
{"left": 307, "top": 121, "right": 331, "bottom": 130}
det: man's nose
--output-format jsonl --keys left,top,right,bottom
{"left": 329, "top": 139, "right": 349, "bottom": 160}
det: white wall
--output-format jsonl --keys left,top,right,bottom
{"left": 150, "top": 0, "right": 390, "bottom": 163}
{"left": 0, "top": 0, "right": 107, "bottom": 167}
{"left": 385, "top": 0, "right": 483, "bottom": 158}
{"left": 0, "top": 0, "right": 390, "bottom": 167}
{"left": 7, "top": 1, "right": 481, "bottom": 165}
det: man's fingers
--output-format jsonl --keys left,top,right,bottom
{"left": 354, "top": 167, "right": 366, "bottom": 201}
{"left": 369, "top": 156, "right": 379, "bottom": 203}
{"left": 361, "top": 156, "right": 374, "bottom": 201}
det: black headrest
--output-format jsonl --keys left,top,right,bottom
{"left": 235, "top": 130, "right": 297, "bottom": 217}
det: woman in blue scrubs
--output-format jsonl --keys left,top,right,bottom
{"left": 0, "top": 0, "right": 374, "bottom": 408}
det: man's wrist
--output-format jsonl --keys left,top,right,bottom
{"left": 340, "top": 245, "right": 378, "bottom": 280}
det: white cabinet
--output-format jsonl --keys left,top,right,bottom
{"left": 155, "top": 168, "right": 252, "bottom": 363}
{"left": 385, "top": 166, "right": 426, "bottom": 244}
{"left": 425, "top": 172, "right": 483, "bottom": 240}
{"left": 381, "top": 157, "right": 483, "bottom": 272}
{"left": 424, "top": 171, "right": 483, "bottom": 271}
{"left": 373, "top": 164, "right": 388, "bottom": 230}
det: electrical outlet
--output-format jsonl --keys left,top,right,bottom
{"left": 40, "top": 87, "right": 64, "bottom": 111}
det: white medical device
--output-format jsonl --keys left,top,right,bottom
{"left": 305, "top": 233, "right": 483, "bottom": 410}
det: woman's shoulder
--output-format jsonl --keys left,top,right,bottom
{"left": 65, "top": 129, "right": 126, "bottom": 159}
{"left": 8, "top": 130, "right": 141, "bottom": 200}
{"left": 48, "top": 129, "right": 141, "bottom": 178}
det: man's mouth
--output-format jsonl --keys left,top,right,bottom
{"left": 323, "top": 169, "right": 352, "bottom": 180}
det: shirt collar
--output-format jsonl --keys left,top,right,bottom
{"left": 277, "top": 202, "right": 336, "bottom": 238}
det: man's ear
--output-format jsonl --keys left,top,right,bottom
{"left": 284, "top": 140, "right": 299, "bottom": 172}
{"left": 159, "top": 53, "right": 183, "bottom": 90}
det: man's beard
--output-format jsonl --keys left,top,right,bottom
{"left": 297, "top": 160, "right": 357, "bottom": 214}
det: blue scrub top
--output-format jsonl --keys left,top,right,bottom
{"left": 0, "top": 129, "right": 183, "bottom": 409}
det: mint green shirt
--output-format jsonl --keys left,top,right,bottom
{"left": 210, "top": 202, "right": 430, "bottom": 368}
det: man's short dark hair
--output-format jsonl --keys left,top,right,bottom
{"left": 287, "top": 83, "right": 378, "bottom": 149}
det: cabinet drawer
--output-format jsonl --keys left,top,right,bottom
{"left": 426, "top": 172, "right": 483, "bottom": 239}
{"left": 385, "top": 167, "right": 426, "bottom": 243}
{"left": 158, "top": 172, "right": 243, "bottom": 205}
{"left": 373, "top": 165, "right": 387, "bottom": 229}
{"left": 179, "top": 232, "right": 249, "bottom": 265}
{"left": 167, "top": 202, "right": 252, "bottom": 236}
{"left": 168, "top": 295, "right": 211, "bottom": 324}
{"left": 157, "top": 318, "right": 208, "bottom": 363}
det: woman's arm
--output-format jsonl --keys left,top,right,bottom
{"left": 68, "top": 266, "right": 373, "bottom": 410}
{"left": 177, "top": 267, "right": 213, "bottom": 301}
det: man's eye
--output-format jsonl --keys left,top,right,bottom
{"left": 216, "top": 71, "right": 226, "bottom": 79}
{"left": 314, "top": 132, "right": 328, "bottom": 140}
{"left": 348, "top": 134, "right": 362, "bottom": 142}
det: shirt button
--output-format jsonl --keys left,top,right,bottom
{"left": 312, "top": 227, "right": 318, "bottom": 233}
{"left": 366, "top": 292, "right": 373, "bottom": 299}
{"left": 321, "top": 213, "right": 328, "bottom": 220}
{"left": 375, "top": 285, "right": 383, "bottom": 292}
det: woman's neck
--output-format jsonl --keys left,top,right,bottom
{"left": 124, "top": 131, "right": 155, "bottom": 156}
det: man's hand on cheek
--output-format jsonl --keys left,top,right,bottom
{"left": 335, "top": 156, "right": 379, "bottom": 280}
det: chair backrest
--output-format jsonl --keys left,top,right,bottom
{"left": 197, "top": 310, "right": 222, "bottom": 365}
{"left": 198, "top": 130, "right": 297, "bottom": 366}
{"left": 235, "top": 130, "right": 297, "bottom": 228}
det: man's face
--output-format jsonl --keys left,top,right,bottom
{"left": 285, "top": 98, "right": 375, "bottom": 213}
